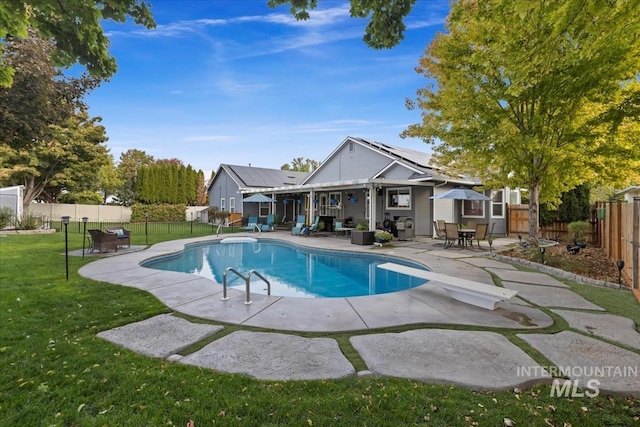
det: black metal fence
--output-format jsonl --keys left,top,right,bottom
{"left": 51, "top": 220, "right": 231, "bottom": 236}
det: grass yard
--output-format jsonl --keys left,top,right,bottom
{"left": 1, "top": 232, "right": 639, "bottom": 426}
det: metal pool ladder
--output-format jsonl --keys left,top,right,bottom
{"left": 221, "top": 267, "right": 271, "bottom": 305}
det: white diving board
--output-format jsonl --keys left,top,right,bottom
{"left": 377, "top": 263, "right": 518, "bottom": 310}
{"left": 220, "top": 237, "right": 258, "bottom": 244}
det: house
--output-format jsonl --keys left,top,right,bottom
{"left": 208, "top": 137, "right": 519, "bottom": 236}
{"left": 615, "top": 186, "right": 640, "bottom": 203}
{"left": 207, "top": 164, "right": 309, "bottom": 223}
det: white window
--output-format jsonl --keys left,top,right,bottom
{"left": 491, "top": 190, "right": 504, "bottom": 217}
{"left": 462, "top": 200, "right": 484, "bottom": 217}
{"left": 220, "top": 198, "right": 226, "bottom": 211}
{"left": 329, "top": 192, "right": 341, "bottom": 208}
{"left": 259, "top": 202, "right": 270, "bottom": 216}
{"left": 349, "top": 141, "right": 355, "bottom": 152}
{"left": 386, "top": 187, "right": 411, "bottom": 210}
{"left": 229, "top": 197, "right": 236, "bottom": 213}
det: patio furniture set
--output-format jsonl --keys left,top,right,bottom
{"left": 433, "top": 220, "right": 494, "bottom": 249}
{"left": 87, "top": 226, "right": 131, "bottom": 253}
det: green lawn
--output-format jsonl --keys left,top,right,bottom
{"left": 1, "top": 232, "right": 638, "bottom": 426}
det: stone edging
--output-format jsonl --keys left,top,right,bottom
{"left": 491, "top": 253, "right": 629, "bottom": 291}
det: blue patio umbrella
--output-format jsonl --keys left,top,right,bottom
{"left": 430, "top": 187, "right": 491, "bottom": 201}
{"left": 242, "top": 193, "right": 276, "bottom": 203}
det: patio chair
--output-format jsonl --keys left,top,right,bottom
{"left": 433, "top": 220, "right": 446, "bottom": 240}
{"left": 105, "top": 225, "right": 131, "bottom": 248}
{"left": 260, "top": 214, "right": 275, "bottom": 232}
{"left": 305, "top": 216, "right": 320, "bottom": 236}
{"left": 334, "top": 221, "right": 346, "bottom": 237}
{"left": 472, "top": 223, "right": 488, "bottom": 248}
{"left": 88, "top": 229, "right": 118, "bottom": 253}
{"left": 291, "top": 215, "right": 307, "bottom": 235}
{"left": 436, "top": 219, "right": 446, "bottom": 233}
{"left": 444, "top": 223, "right": 461, "bottom": 248}
{"left": 244, "top": 216, "right": 259, "bottom": 232}
{"left": 465, "top": 220, "right": 477, "bottom": 230}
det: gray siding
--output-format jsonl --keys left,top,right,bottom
{"left": 413, "top": 186, "right": 432, "bottom": 236}
{"left": 208, "top": 169, "right": 244, "bottom": 214}
{"left": 306, "top": 142, "right": 392, "bottom": 184}
{"left": 381, "top": 162, "right": 416, "bottom": 180}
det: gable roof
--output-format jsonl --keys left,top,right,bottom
{"left": 615, "top": 185, "right": 640, "bottom": 195}
{"left": 302, "top": 136, "right": 477, "bottom": 185}
{"left": 212, "top": 164, "right": 309, "bottom": 190}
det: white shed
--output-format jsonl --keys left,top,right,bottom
{"left": 616, "top": 186, "right": 640, "bottom": 203}
{"left": 0, "top": 185, "right": 24, "bottom": 226}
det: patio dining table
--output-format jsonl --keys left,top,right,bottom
{"left": 458, "top": 228, "right": 475, "bottom": 247}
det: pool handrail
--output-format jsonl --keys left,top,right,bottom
{"left": 222, "top": 267, "right": 271, "bottom": 305}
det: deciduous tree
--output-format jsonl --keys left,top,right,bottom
{"left": 281, "top": 157, "right": 319, "bottom": 172}
{"left": 403, "top": 0, "right": 640, "bottom": 240}
{"left": 0, "top": 32, "right": 109, "bottom": 214}
{"left": 115, "top": 149, "right": 154, "bottom": 205}
{"left": 268, "top": 0, "right": 416, "bottom": 49}
{"left": 0, "top": 0, "right": 155, "bottom": 87}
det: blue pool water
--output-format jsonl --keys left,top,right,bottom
{"left": 143, "top": 239, "right": 430, "bottom": 298}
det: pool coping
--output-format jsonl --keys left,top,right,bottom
{"left": 78, "top": 232, "right": 554, "bottom": 332}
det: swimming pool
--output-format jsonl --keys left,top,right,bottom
{"left": 143, "top": 239, "right": 430, "bottom": 298}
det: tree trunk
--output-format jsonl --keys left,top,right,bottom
{"left": 528, "top": 182, "right": 540, "bottom": 243}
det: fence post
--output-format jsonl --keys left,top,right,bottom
{"left": 616, "top": 200, "right": 623, "bottom": 263}
{"left": 633, "top": 197, "right": 639, "bottom": 290}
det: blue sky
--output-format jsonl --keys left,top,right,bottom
{"left": 89, "top": 0, "right": 449, "bottom": 174}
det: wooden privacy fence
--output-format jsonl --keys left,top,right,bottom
{"left": 596, "top": 199, "right": 640, "bottom": 289}
{"left": 507, "top": 201, "right": 639, "bottom": 289}
{"left": 506, "top": 204, "right": 598, "bottom": 243}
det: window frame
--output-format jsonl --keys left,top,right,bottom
{"left": 491, "top": 189, "right": 504, "bottom": 218}
{"left": 220, "top": 198, "right": 226, "bottom": 212}
{"left": 229, "top": 197, "right": 236, "bottom": 213}
{"left": 386, "top": 187, "right": 411, "bottom": 210}
{"left": 462, "top": 200, "right": 484, "bottom": 218}
{"left": 259, "top": 202, "right": 270, "bottom": 216}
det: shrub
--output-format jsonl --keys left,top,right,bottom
{"left": 568, "top": 221, "right": 590, "bottom": 243}
{"left": 131, "top": 204, "right": 187, "bottom": 222}
{"left": 356, "top": 221, "right": 368, "bottom": 230}
{"left": 374, "top": 230, "right": 393, "bottom": 242}
{"left": 17, "top": 214, "right": 40, "bottom": 230}
{"left": 0, "top": 206, "right": 14, "bottom": 229}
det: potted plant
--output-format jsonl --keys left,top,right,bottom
{"left": 374, "top": 230, "right": 393, "bottom": 244}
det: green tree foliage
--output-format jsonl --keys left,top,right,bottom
{"left": 134, "top": 162, "right": 203, "bottom": 206}
{"left": 281, "top": 157, "right": 319, "bottom": 172}
{"left": 269, "top": 0, "right": 416, "bottom": 49}
{"left": 115, "top": 149, "right": 154, "bottom": 205}
{"left": 0, "top": 32, "right": 109, "bottom": 214}
{"left": 558, "top": 185, "right": 591, "bottom": 223}
{"left": 402, "top": 0, "right": 640, "bottom": 240}
{"left": 0, "top": 0, "right": 155, "bottom": 87}
{"left": 196, "top": 170, "right": 208, "bottom": 205}
{"left": 98, "top": 155, "right": 123, "bottom": 204}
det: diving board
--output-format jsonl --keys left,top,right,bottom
{"left": 377, "top": 263, "right": 518, "bottom": 310}
{"left": 221, "top": 237, "right": 258, "bottom": 244}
